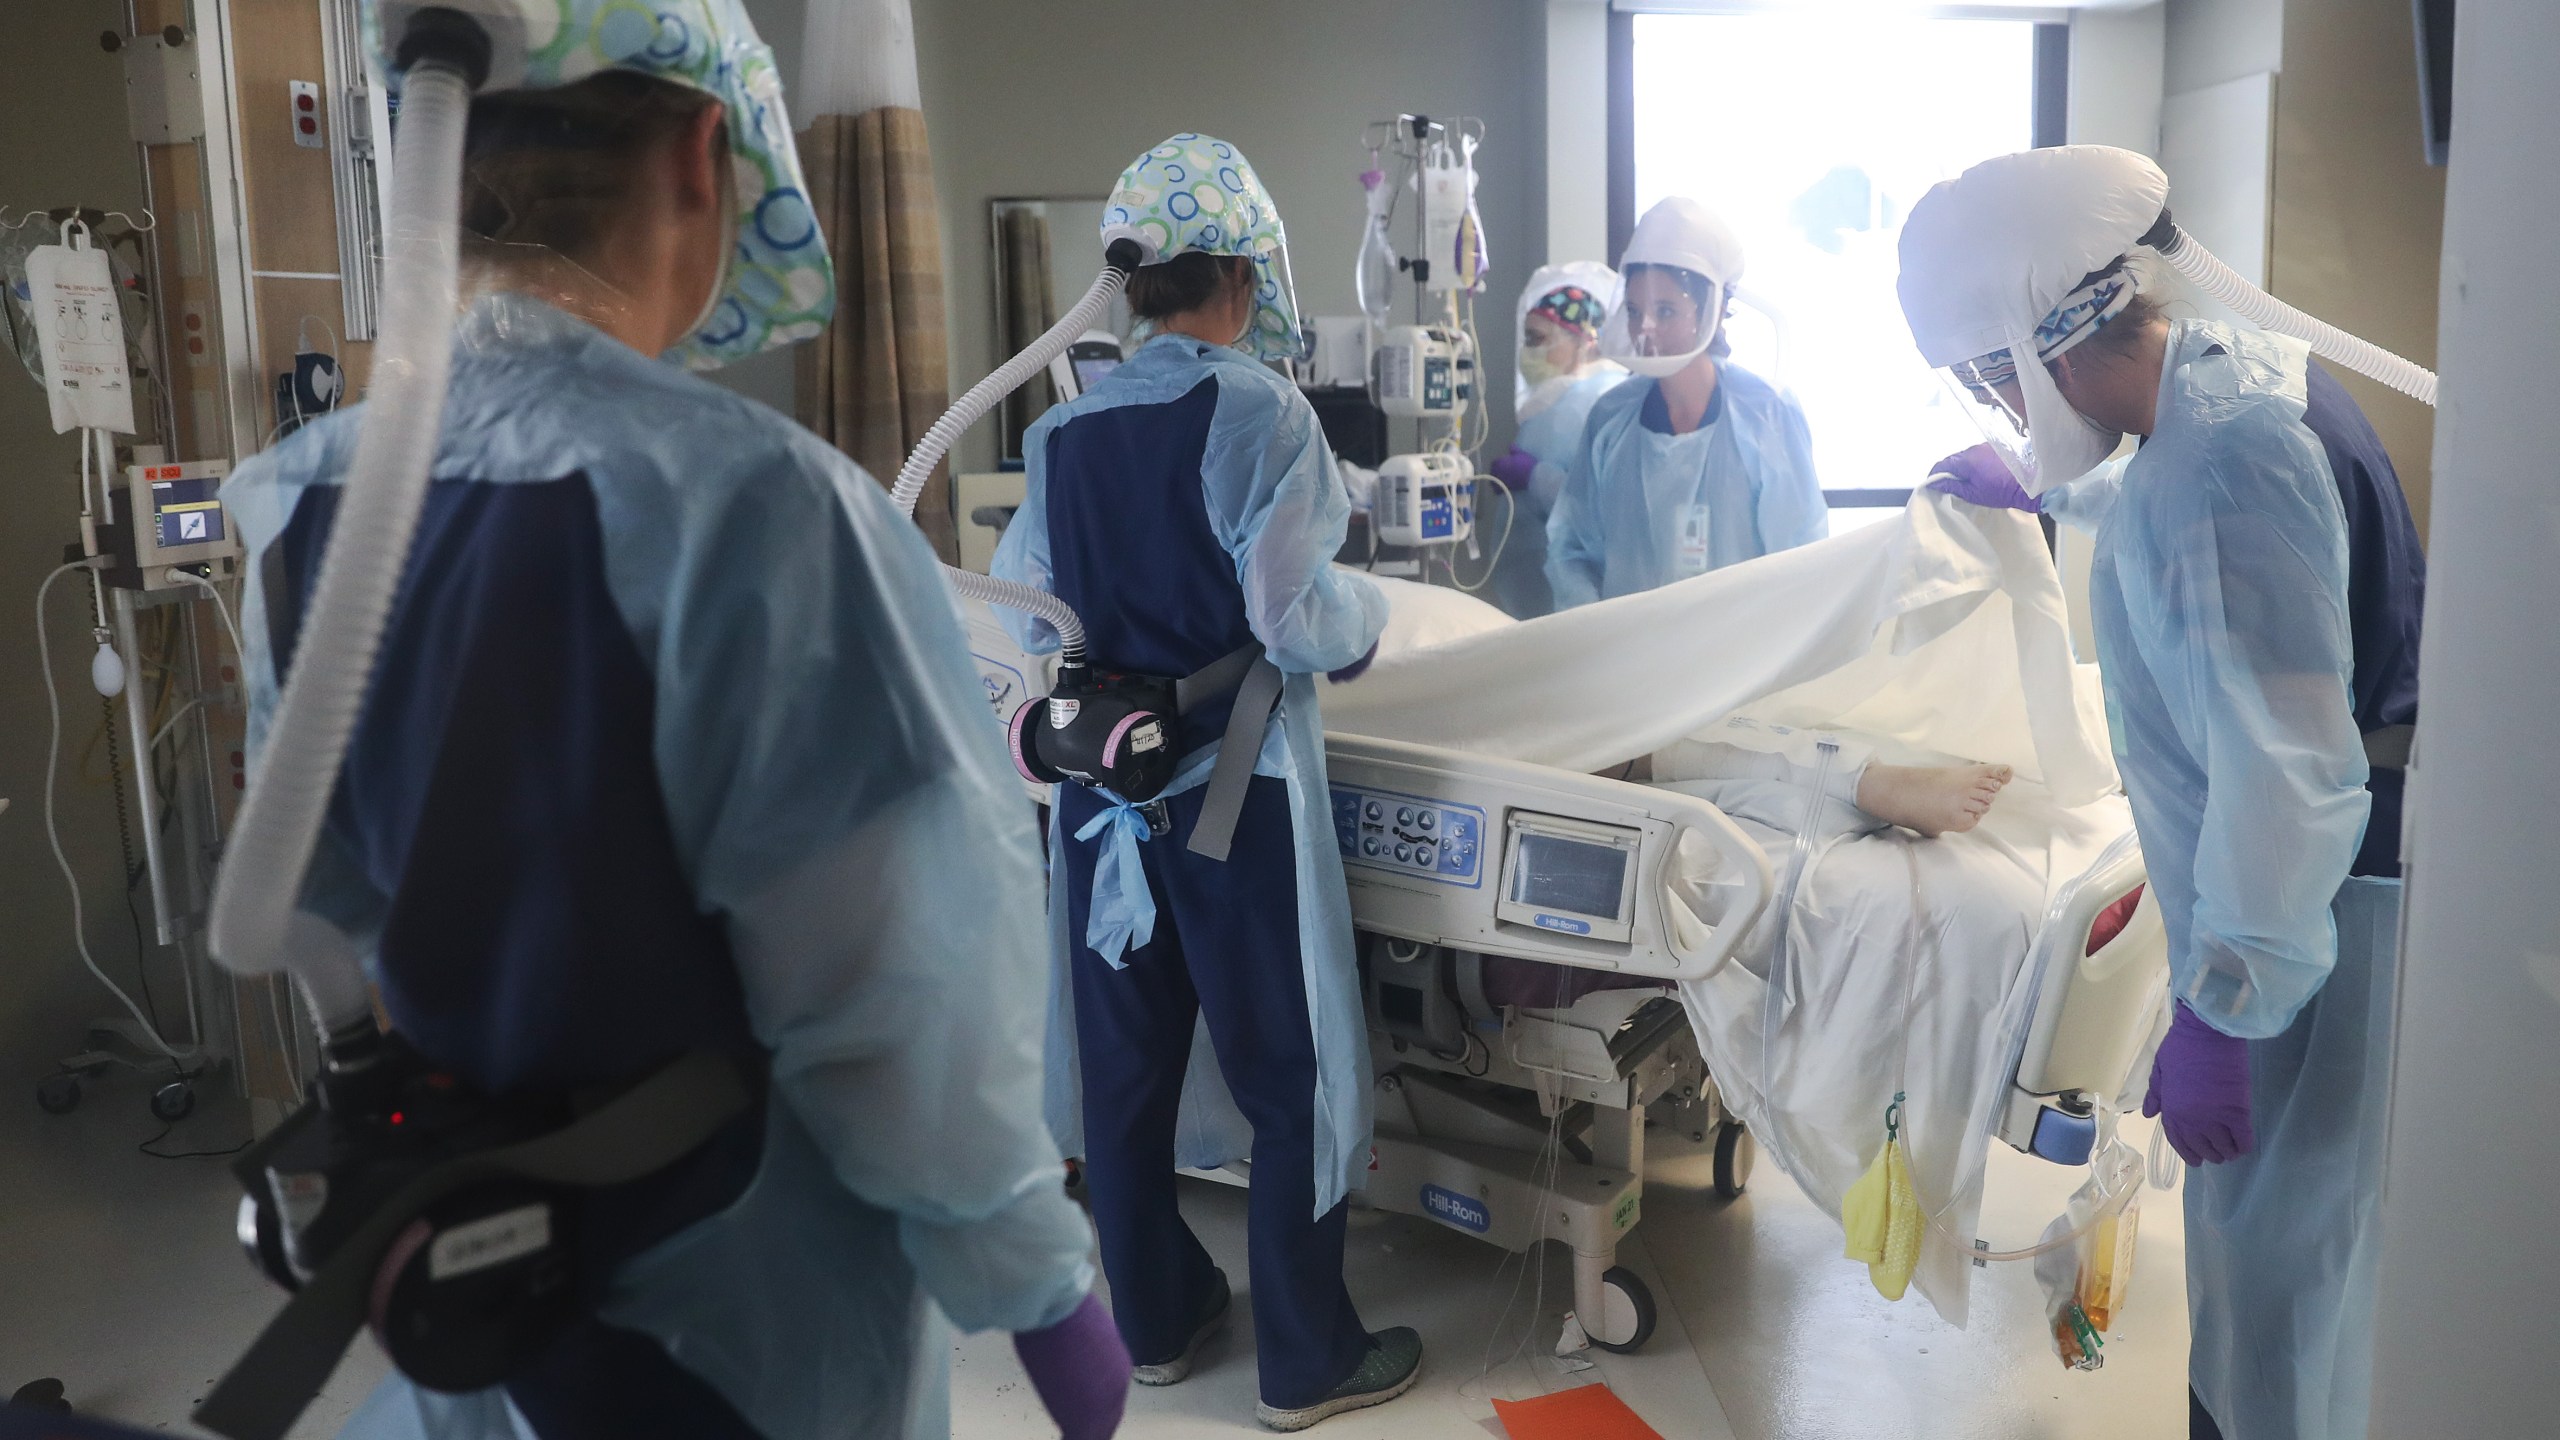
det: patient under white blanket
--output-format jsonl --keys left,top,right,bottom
{"left": 1653, "top": 717, "right": 2012, "bottom": 845}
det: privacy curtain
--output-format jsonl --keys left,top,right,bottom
{"left": 996, "top": 206, "right": 1058, "bottom": 461}
{"left": 795, "top": 0, "right": 958, "bottom": 561}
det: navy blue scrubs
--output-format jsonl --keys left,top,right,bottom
{"left": 1037, "top": 367, "right": 1375, "bottom": 1410}
{"left": 2299, "top": 363, "right": 2426, "bottom": 875}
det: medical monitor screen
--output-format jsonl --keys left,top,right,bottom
{"left": 1508, "top": 833, "right": 1630, "bottom": 920}
{"left": 151, "top": 476, "right": 226, "bottom": 548}
{"left": 1071, "top": 355, "right": 1121, "bottom": 392}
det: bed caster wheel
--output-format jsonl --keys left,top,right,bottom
{"left": 11, "top": 1377, "right": 72, "bottom": 1411}
{"left": 1586, "top": 1267, "right": 1657, "bottom": 1355}
{"left": 1714, "top": 1121, "right": 1755, "bottom": 1201}
{"left": 36, "top": 1073, "right": 82, "bottom": 1115}
{"left": 150, "top": 1079, "right": 196, "bottom": 1123}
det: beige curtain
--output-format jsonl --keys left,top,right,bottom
{"left": 996, "top": 206, "right": 1059, "bottom": 461}
{"left": 796, "top": 107, "right": 957, "bottom": 562}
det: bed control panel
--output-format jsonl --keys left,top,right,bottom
{"left": 1332, "top": 786, "right": 1486, "bottom": 887}
{"left": 1324, "top": 733, "right": 1771, "bottom": 982}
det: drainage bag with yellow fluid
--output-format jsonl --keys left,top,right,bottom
{"left": 1840, "top": 1093, "right": 1924, "bottom": 1301}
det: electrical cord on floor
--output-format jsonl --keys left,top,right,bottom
{"left": 138, "top": 1121, "right": 252, "bottom": 1161}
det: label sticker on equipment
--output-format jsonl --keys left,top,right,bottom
{"left": 1421, "top": 1183, "right": 1490, "bottom": 1234}
{"left": 1049, "top": 698, "right": 1079, "bottom": 728}
{"left": 26, "top": 241, "right": 136, "bottom": 434}
{"left": 429, "top": 1204, "right": 553, "bottom": 1280}
{"left": 1533, "top": 914, "right": 1593, "bottom": 935}
{"left": 1130, "top": 723, "right": 1165, "bottom": 753}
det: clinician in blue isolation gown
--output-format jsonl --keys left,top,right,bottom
{"left": 1483, "top": 263, "right": 1624, "bottom": 617}
{"left": 1544, "top": 198, "right": 1826, "bottom": 608}
{"left": 992, "top": 135, "right": 1420, "bottom": 1434}
{"left": 222, "top": 14, "right": 1123, "bottom": 1437}
{"left": 1899, "top": 145, "right": 2423, "bottom": 1440}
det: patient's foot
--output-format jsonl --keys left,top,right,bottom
{"left": 1856, "top": 762, "right": 2014, "bottom": 837}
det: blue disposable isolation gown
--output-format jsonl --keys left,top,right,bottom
{"left": 225, "top": 294, "right": 1094, "bottom": 1440}
{"left": 991, "top": 333, "right": 1387, "bottom": 1222}
{"left": 2056, "top": 319, "right": 2405, "bottom": 1440}
{"left": 1543, "top": 362, "right": 1827, "bottom": 608}
{"left": 1487, "top": 366, "right": 1624, "bottom": 618}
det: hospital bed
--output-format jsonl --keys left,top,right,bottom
{"left": 1328, "top": 733, "right": 2167, "bottom": 1351}
{"left": 958, "top": 602, "right": 2171, "bottom": 1351}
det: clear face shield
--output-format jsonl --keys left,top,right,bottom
{"left": 1245, "top": 239, "right": 1308, "bottom": 364}
{"left": 1935, "top": 342, "right": 2125, "bottom": 497}
{"left": 1602, "top": 264, "right": 1723, "bottom": 380}
{"left": 1937, "top": 349, "right": 2035, "bottom": 485}
{"left": 1933, "top": 270, "right": 2138, "bottom": 496}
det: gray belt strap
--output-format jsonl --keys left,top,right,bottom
{"left": 1176, "top": 641, "right": 1266, "bottom": 714}
{"left": 1186, "top": 651, "right": 1286, "bottom": 863}
{"left": 2364, "top": 724, "right": 2416, "bottom": 771}
{"left": 195, "top": 1051, "right": 752, "bottom": 1440}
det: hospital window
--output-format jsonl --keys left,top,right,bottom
{"left": 1615, "top": 8, "right": 2063, "bottom": 534}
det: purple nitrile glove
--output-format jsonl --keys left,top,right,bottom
{"left": 1013, "top": 1293, "right": 1129, "bottom": 1440}
{"left": 1488, "top": 444, "right": 1538, "bottom": 492}
{"left": 2142, "top": 1002, "right": 2255, "bottom": 1167}
{"left": 1327, "top": 642, "right": 1380, "bottom": 685}
{"left": 1926, "top": 443, "right": 2041, "bottom": 513}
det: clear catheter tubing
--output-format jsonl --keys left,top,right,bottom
{"left": 205, "top": 60, "right": 473, "bottom": 1032}
{"left": 890, "top": 265, "right": 1135, "bottom": 664}
{"left": 2153, "top": 226, "right": 2439, "bottom": 407}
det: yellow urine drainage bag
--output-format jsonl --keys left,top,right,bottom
{"left": 1841, "top": 1093, "right": 1923, "bottom": 1301}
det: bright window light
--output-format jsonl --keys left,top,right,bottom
{"left": 1632, "top": 12, "right": 2038, "bottom": 531}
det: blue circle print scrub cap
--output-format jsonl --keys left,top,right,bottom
{"left": 1105, "top": 133, "right": 1305, "bottom": 364}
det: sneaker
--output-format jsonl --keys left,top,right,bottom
{"left": 1131, "top": 1270, "right": 1231, "bottom": 1386}
{"left": 1254, "top": 1327, "right": 1423, "bottom": 1432}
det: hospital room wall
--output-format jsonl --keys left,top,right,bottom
{"left": 2068, "top": 7, "right": 2166, "bottom": 156}
{"left": 900, "top": 0, "right": 1547, "bottom": 477}
{"left": 2155, "top": 0, "right": 2443, "bottom": 540}
{"left": 2269, "top": 0, "right": 2444, "bottom": 541}
{"left": 0, "top": 0, "right": 158, "bottom": 1062}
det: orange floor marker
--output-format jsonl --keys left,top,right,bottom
{"left": 1490, "top": 1383, "right": 1666, "bottom": 1440}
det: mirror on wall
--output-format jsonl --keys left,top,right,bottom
{"left": 989, "top": 196, "right": 1131, "bottom": 464}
